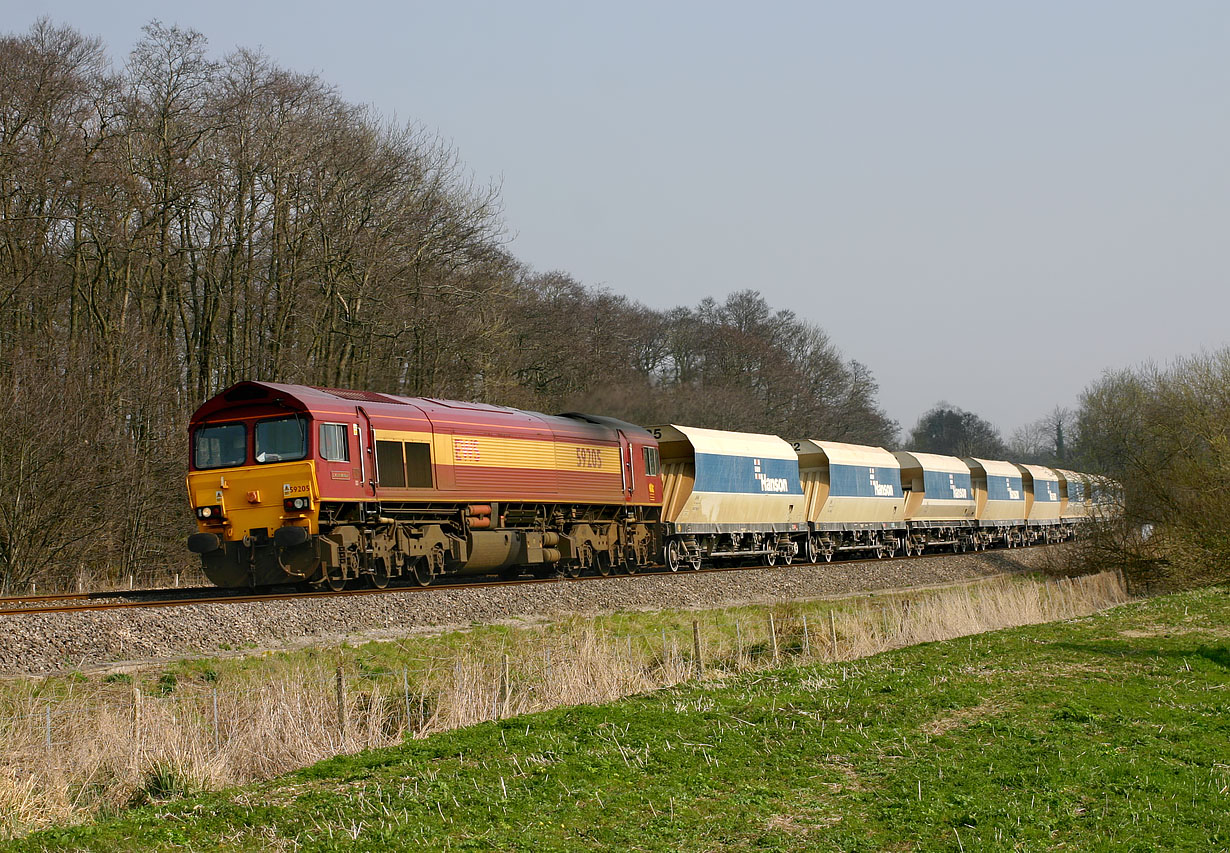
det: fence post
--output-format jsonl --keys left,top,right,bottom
{"left": 212, "top": 687, "right": 220, "bottom": 752}
{"left": 802, "top": 615, "right": 811, "bottom": 656}
{"left": 128, "top": 573, "right": 134, "bottom": 590}
{"left": 829, "top": 611, "right": 838, "bottom": 654}
{"left": 769, "top": 613, "right": 780, "bottom": 664}
{"left": 692, "top": 620, "right": 703, "bottom": 676}
{"left": 735, "top": 620, "right": 744, "bottom": 664}
{"left": 45, "top": 701, "right": 52, "bottom": 753}
{"left": 403, "top": 670, "right": 412, "bottom": 734}
{"left": 500, "top": 654, "right": 511, "bottom": 718}
{"left": 174, "top": 572, "right": 180, "bottom": 589}
{"left": 336, "top": 666, "right": 347, "bottom": 742}
{"left": 131, "top": 684, "right": 142, "bottom": 771}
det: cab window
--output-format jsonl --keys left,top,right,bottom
{"left": 193, "top": 423, "right": 246, "bottom": 469}
{"left": 320, "top": 423, "right": 350, "bottom": 462}
{"left": 642, "top": 446, "right": 661, "bottom": 476}
{"left": 255, "top": 416, "right": 308, "bottom": 463}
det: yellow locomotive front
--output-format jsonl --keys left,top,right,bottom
{"left": 187, "top": 405, "right": 323, "bottom": 587}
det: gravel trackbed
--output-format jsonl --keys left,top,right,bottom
{"left": 0, "top": 548, "right": 1062, "bottom": 676}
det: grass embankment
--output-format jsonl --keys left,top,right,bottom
{"left": 6, "top": 576, "right": 1228, "bottom": 850}
{"left": 0, "top": 572, "right": 1123, "bottom": 835}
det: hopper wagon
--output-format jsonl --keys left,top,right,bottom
{"left": 1016, "top": 463, "right": 1069, "bottom": 543}
{"left": 893, "top": 451, "right": 979, "bottom": 554}
{"left": 794, "top": 439, "right": 906, "bottom": 561}
{"left": 648, "top": 424, "right": 806, "bottom": 570}
{"left": 964, "top": 457, "right": 1028, "bottom": 548}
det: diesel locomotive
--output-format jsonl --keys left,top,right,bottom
{"left": 186, "top": 382, "right": 661, "bottom": 589}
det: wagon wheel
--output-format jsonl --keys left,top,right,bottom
{"left": 764, "top": 541, "right": 777, "bottom": 567}
{"left": 781, "top": 541, "right": 794, "bottom": 566}
{"left": 688, "top": 547, "right": 702, "bottom": 571}
{"left": 803, "top": 536, "right": 820, "bottom": 564}
{"left": 823, "top": 543, "right": 835, "bottom": 563}
{"left": 665, "top": 538, "right": 684, "bottom": 573}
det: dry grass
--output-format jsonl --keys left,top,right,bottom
{"left": 0, "top": 570, "right": 1128, "bottom": 837}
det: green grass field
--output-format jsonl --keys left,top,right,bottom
{"left": 8, "top": 585, "right": 1228, "bottom": 852}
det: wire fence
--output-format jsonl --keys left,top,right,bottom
{"left": 3, "top": 565, "right": 210, "bottom": 597}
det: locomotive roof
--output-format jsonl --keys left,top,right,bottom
{"left": 192, "top": 381, "right": 652, "bottom": 439}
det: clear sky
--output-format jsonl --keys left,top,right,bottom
{"left": 9, "top": 1, "right": 1229, "bottom": 436}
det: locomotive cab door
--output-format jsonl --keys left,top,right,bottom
{"left": 356, "top": 406, "right": 377, "bottom": 496}
{"left": 617, "top": 430, "right": 635, "bottom": 502}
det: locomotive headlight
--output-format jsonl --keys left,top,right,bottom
{"left": 283, "top": 497, "right": 311, "bottom": 512}
{"left": 196, "top": 505, "right": 223, "bottom": 521}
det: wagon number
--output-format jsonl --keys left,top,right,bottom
{"left": 575, "top": 448, "right": 603, "bottom": 469}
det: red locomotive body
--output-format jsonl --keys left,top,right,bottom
{"left": 187, "top": 382, "right": 663, "bottom": 588}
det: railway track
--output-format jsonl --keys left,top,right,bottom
{"left": 0, "top": 543, "right": 1058, "bottom": 618}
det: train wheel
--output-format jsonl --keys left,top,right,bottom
{"left": 689, "top": 550, "right": 702, "bottom": 571}
{"left": 623, "top": 547, "right": 639, "bottom": 575}
{"left": 803, "top": 536, "right": 819, "bottom": 564}
{"left": 665, "top": 539, "right": 684, "bottom": 572}
{"left": 369, "top": 559, "right": 390, "bottom": 589}
{"left": 411, "top": 556, "right": 432, "bottom": 587}
{"left": 782, "top": 542, "right": 794, "bottom": 566}
{"left": 824, "top": 546, "right": 834, "bottom": 563}
{"left": 765, "top": 547, "right": 777, "bottom": 567}
{"left": 324, "top": 564, "right": 347, "bottom": 592}
{"left": 596, "top": 550, "right": 613, "bottom": 577}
